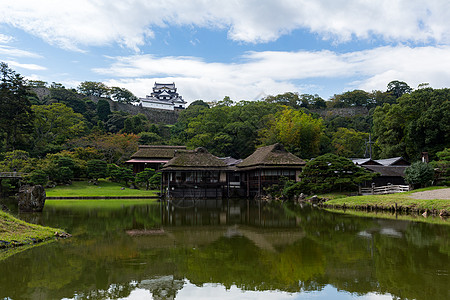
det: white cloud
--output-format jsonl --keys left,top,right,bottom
{"left": 97, "top": 45, "right": 450, "bottom": 102}
{"left": 0, "top": 34, "right": 14, "bottom": 44}
{"left": 6, "top": 60, "right": 46, "bottom": 71}
{"left": 0, "top": 45, "right": 41, "bottom": 58}
{"left": 1, "top": 1, "right": 450, "bottom": 50}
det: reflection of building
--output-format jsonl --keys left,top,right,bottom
{"left": 139, "top": 82, "right": 186, "bottom": 110}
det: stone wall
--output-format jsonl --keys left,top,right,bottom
{"left": 310, "top": 107, "right": 369, "bottom": 118}
{"left": 108, "top": 100, "right": 180, "bottom": 125}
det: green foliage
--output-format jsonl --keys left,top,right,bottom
{"left": 135, "top": 168, "right": 156, "bottom": 190}
{"left": 87, "top": 159, "right": 108, "bottom": 181}
{"left": 31, "top": 103, "right": 87, "bottom": 155}
{"left": 373, "top": 88, "right": 450, "bottom": 160}
{"left": 107, "top": 164, "right": 135, "bottom": 186}
{"left": 27, "top": 169, "right": 48, "bottom": 186}
{"left": 296, "top": 154, "right": 376, "bottom": 194}
{"left": 387, "top": 80, "right": 412, "bottom": 98}
{"left": 0, "top": 62, "right": 34, "bottom": 151}
{"left": 331, "top": 128, "right": 369, "bottom": 157}
{"left": 432, "top": 148, "right": 450, "bottom": 185}
{"left": 77, "top": 81, "right": 109, "bottom": 98}
{"left": 260, "top": 107, "right": 324, "bottom": 158}
{"left": 96, "top": 99, "right": 111, "bottom": 122}
{"left": 138, "top": 132, "right": 162, "bottom": 145}
{"left": 0, "top": 150, "right": 34, "bottom": 172}
{"left": 183, "top": 100, "right": 282, "bottom": 157}
{"left": 404, "top": 161, "right": 434, "bottom": 188}
{"left": 110, "top": 86, "right": 138, "bottom": 103}
{"left": 264, "top": 92, "right": 302, "bottom": 109}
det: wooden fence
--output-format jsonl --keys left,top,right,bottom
{"left": 360, "top": 184, "right": 410, "bottom": 195}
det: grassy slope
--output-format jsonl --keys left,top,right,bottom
{"left": 0, "top": 211, "right": 62, "bottom": 247}
{"left": 46, "top": 180, "right": 158, "bottom": 197}
{"left": 323, "top": 187, "right": 450, "bottom": 211}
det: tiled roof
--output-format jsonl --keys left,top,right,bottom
{"left": 236, "top": 143, "right": 306, "bottom": 169}
{"left": 375, "top": 157, "right": 409, "bottom": 166}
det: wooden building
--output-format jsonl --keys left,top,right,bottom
{"left": 160, "top": 147, "right": 231, "bottom": 199}
{"left": 126, "top": 145, "right": 187, "bottom": 173}
{"left": 352, "top": 156, "right": 410, "bottom": 186}
{"left": 236, "top": 143, "right": 306, "bottom": 197}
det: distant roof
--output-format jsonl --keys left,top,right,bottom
{"left": 236, "top": 143, "right": 306, "bottom": 170}
{"left": 352, "top": 158, "right": 382, "bottom": 166}
{"left": 155, "top": 82, "right": 175, "bottom": 89}
{"left": 362, "top": 165, "right": 408, "bottom": 177}
{"left": 219, "top": 157, "right": 242, "bottom": 166}
{"left": 131, "top": 145, "right": 187, "bottom": 159}
{"left": 375, "top": 157, "right": 410, "bottom": 166}
{"left": 161, "top": 147, "right": 229, "bottom": 171}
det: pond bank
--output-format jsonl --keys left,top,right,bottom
{"left": 321, "top": 187, "right": 450, "bottom": 217}
{"left": 0, "top": 210, "right": 69, "bottom": 251}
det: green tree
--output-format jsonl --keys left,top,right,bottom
{"left": 387, "top": 80, "right": 412, "bottom": 98}
{"left": 87, "top": 159, "right": 108, "bottom": 182}
{"left": 0, "top": 150, "right": 34, "bottom": 172}
{"left": 373, "top": 88, "right": 450, "bottom": 160}
{"left": 329, "top": 90, "right": 372, "bottom": 108}
{"left": 331, "top": 128, "right": 369, "bottom": 158}
{"left": 259, "top": 108, "right": 324, "bottom": 158}
{"left": 432, "top": 148, "right": 450, "bottom": 185}
{"left": 0, "top": 62, "right": 34, "bottom": 151}
{"left": 31, "top": 103, "right": 86, "bottom": 155}
{"left": 110, "top": 87, "right": 139, "bottom": 103}
{"left": 27, "top": 169, "right": 48, "bottom": 186}
{"left": 296, "top": 153, "right": 376, "bottom": 193}
{"left": 135, "top": 168, "right": 156, "bottom": 190}
{"left": 265, "top": 92, "right": 301, "bottom": 109}
{"left": 97, "top": 99, "right": 111, "bottom": 122}
{"left": 77, "top": 81, "right": 109, "bottom": 98}
{"left": 404, "top": 161, "right": 434, "bottom": 188}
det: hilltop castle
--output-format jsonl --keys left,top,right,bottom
{"left": 139, "top": 82, "right": 186, "bottom": 111}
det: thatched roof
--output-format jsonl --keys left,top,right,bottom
{"left": 236, "top": 143, "right": 306, "bottom": 170}
{"left": 131, "top": 145, "right": 187, "bottom": 159}
{"left": 363, "top": 165, "right": 407, "bottom": 177}
{"left": 161, "top": 147, "right": 229, "bottom": 171}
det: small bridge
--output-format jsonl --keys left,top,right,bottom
{"left": 0, "top": 172, "right": 27, "bottom": 179}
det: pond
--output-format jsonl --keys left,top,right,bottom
{"left": 0, "top": 198, "right": 449, "bottom": 300}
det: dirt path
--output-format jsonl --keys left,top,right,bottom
{"left": 409, "top": 188, "right": 450, "bottom": 200}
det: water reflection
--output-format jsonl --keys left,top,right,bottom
{"left": 0, "top": 199, "right": 448, "bottom": 300}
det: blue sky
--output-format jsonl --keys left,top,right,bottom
{"left": 1, "top": 0, "right": 450, "bottom": 104}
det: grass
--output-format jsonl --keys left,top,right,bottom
{"left": 0, "top": 210, "right": 63, "bottom": 249}
{"left": 45, "top": 179, "right": 159, "bottom": 197}
{"left": 323, "top": 186, "right": 450, "bottom": 211}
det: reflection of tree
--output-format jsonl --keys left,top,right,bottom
{"left": 172, "top": 235, "right": 325, "bottom": 293}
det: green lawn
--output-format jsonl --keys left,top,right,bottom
{"left": 0, "top": 211, "right": 62, "bottom": 248}
{"left": 324, "top": 187, "right": 450, "bottom": 211}
{"left": 45, "top": 180, "right": 159, "bottom": 197}
{"left": 45, "top": 199, "right": 157, "bottom": 209}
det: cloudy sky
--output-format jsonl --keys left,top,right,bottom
{"left": 1, "top": 0, "right": 450, "bottom": 103}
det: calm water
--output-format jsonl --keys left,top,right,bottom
{"left": 0, "top": 198, "right": 449, "bottom": 300}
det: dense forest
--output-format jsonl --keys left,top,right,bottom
{"left": 0, "top": 62, "right": 449, "bottom": 191}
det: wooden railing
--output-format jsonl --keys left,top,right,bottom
{"left": 360, "top": 184, "right": 410, "bottom": 195}
{"left": 0, "top": 172, "right": 27, "bottom": 178}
